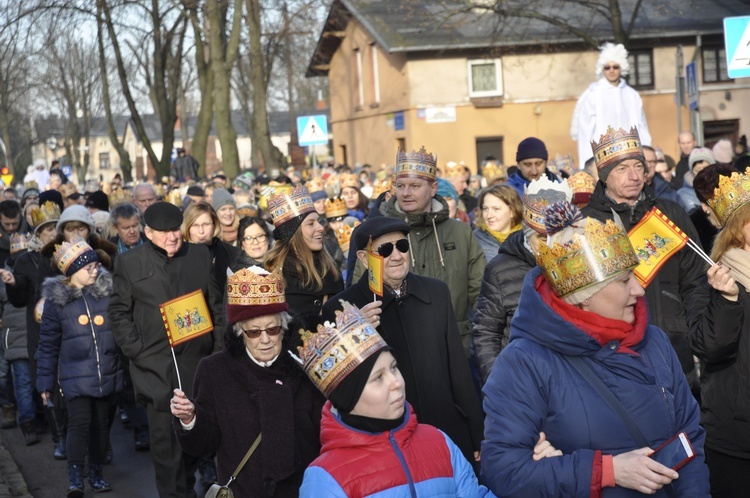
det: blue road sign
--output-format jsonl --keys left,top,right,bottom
{"left": 297, "top": 115, "right": 329, "bottom": 146}
{"left": 724, "top": 16, "right": 750, "bottom": 79}
{"left": 686, "top": 62, "right": 699, "bottom": 110}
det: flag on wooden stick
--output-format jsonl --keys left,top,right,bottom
{"left": 627, "top": 208, "right": 688, "bottom": 287}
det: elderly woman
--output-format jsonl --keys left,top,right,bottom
{"left": 265, "top": 186, "right": 342, "bottom": 322}
{"left": 482, "top": 201, "right": 709, "bottom": 497}
{"left": 170, "top": 266, "right": 324, "bottom": 497}
{"left": 688, "top": 166, "right": 750, "bottom": 496}
{"left": 181, "top": 202, "right": 240, "bottom": 295}
{"left": 473, "top": 184, "right": 523, "bottom": 262}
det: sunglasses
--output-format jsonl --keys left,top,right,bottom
{"left": 374, "top": 238, "right": 409, "bottom": 258}
{"left": 603, "top": 65, "right": 620, "bottom": 71}
{"left": 241, "top": 326, "right": 282, "bottom": 339}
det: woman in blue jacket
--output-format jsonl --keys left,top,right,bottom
{"left": 37, "top": 237, "right": 123, "bottom": 497}
{"left": 481, "top": 201, "right": 709, "bottom": 497}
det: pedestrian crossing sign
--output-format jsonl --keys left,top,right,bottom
{"left": 297, "top": 115, "right": 329, "bottom": 146}
{"left": 724, "top": 16, "right": 750, "bottom": 79}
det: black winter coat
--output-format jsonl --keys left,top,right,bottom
{"left": 582, "top": 183, "right": 705, "bottom": 379}
{"left": 322, "top": 273, "right": 484, "bottom": 465}
{"left": 472, "top": 230, "right": 536, "bottom": 383}
{"left": 108, "top": 241, "right": 224, "bottom": 411}
{"left": 282, "top": 255, "right": 342, "bottom": 324}
{"left": 208, "top": 237, "right": 240, "bottom": 296}
{"left": 688, "top": 281, "right": 750, "bottom": 459}
{"left": 174, "top": 350, "right": 324, "bottom": 497}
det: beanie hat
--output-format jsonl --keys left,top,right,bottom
{"left": 516, "top": 137, "right": 548, "bottom": 163}
{"left": 22, "top": 188, "right": 40, "bottom": 205}
{"left": 689, "top": 147, "right": 715, "bottom": 171}
{"left": 712, "top": 139, "right": 734, "bottom": 164}
{"left": 226, "top": 266, "right": 288, "bottom": 325}
{"left": 436, "top": 177, "right": 459, "bottom": 203}
{"left": 53, "top": 236, "right": 99, "bottom": 277}
{"left": 56, "top": 205, "right": 96, "bottom": 234}
{"left": 329, "top": 348, "right": 388, "bottom": 414}
{"left": 211, "top": 188, "right": 236, "bottom": 211}
{"left": 84, "top": 191, "right": 110, "bottom": 212}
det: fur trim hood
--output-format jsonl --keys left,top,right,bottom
{"left": 40, "top": 233, "right": 117, "bottom": 271}
{"left": 41, "top": 269, "right": 113, "bottom": 307}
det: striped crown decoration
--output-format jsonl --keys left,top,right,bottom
{"left": 707, "top": 167, "right": 750, "bottom": 227}
{"left": 395, "top": 147, "right": 437, "bottom": 182}
{"left": 267, "top": 186, "right": 315, "bottom": 228}
{"left": 227, "top": 266, "right": 285, "bottom": 307}
{"left": 590, "top": 126, "right": 644, "bottom": 173}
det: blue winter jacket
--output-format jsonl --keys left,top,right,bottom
{"left": 481, "top": 268, "right": 709, "bottom": 497}
{"left": 506, "top": 170, "right": 560, "bottom": 199}
{"left": 36, "top": 270, "right": 123, "bottom": 400}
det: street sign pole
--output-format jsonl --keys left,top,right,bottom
{"left": 675, "top": 45, "right": 684, "bottom": 135}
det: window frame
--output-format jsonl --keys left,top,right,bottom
{"left": 701, "top": 45, "right": 733, "bottom": 83}
{"left": 626, "top": 49, "right": 654, "bottom": 90}
{"left": 467, "top": 58, "right": 503, "bottom": 98}
{"left": 370, "top": 44, "right": 380, "bottom": 105}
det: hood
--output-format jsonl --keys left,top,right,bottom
{"left": 41, "top": 269, "right": 113, "bottom": 307}
{"left": 510, "top": 268, "right": 606, "bottom": 357}
{"left": 382, "top": 194, "right": 450, "bottom": 228}
{"left": 318, "top": 400, "right": 417, "bottom": 454}
{"left": 499, "top": 230, "right": 537, "bottom": 267}
{"left": 41, "top": 233, "right": 118, "bottom": 259}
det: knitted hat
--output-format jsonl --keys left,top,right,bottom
{"left": 267, "top": 186, "right": 316, "bottom": 242}
{"left": 689, "top": 147, "right": 715, "bottom": 171}
{"left": 436, "top": 177, "right": 459, "bottom": 203}
{"left": 22, "top": 188, "right": 40, "bottom": 205}
{"left": 84, "top": 191, "right": 109, "bottom": 212}
{"left": 211, "top": 188, "right": 236, "bottom": 211}
{"left": 591, "top": 126, "right": 645, "bottom": 184}
{"left": 226, "top": 266, "right": 288, "bottom": 325}
{"left": 329, "top": 348, "right": 388, "bottom": 414}
{"left": 53, "top": 236, "right": 99, "bottom": 277}
{"left": 516, "top": 137, "right": 548, "bottom": 163}
{"left": 712, "top": 139, "right": 734, "bottom": 164}
{"left": 595, "top": 42, "right": 630, "bottom": 78}
{"left": 56, "top": 205, "right": 96, "bottom": 234}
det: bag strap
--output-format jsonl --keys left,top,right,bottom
{"left": 565, "top": 355, "right": 677, "bottom": 498}
{"left": 224, "top": 433, "right": 262, "bottom": 487}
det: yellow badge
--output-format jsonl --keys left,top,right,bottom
{"left": 78, "top": 315, "right": 89, "bottom": 326}
{"left": 93, "top": 315, "right": 104, "bottom": 326}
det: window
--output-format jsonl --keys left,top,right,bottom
{"left": 99, "top": 152, "right": 110, "bottom": 170}
{"left": 396, "top": 138, "right": 405, "bottom": 152}
{"left": 468, "top": 59, "right": 503, "bottom": 98}
{"left": 370, "top": 44, "right": 380, "bottom": 105}
{"left": 702, "top": 46, "right": 732, "bottom": 83}
{"left": 626, "top": 50, "right": 654, "bottom": 89}
{"left": 353, "top": 49, "right": 364, "bottom": 109}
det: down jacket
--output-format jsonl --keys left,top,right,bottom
{"left": 481, "top": 268, "right": 709, "bottom": 497}
{"left": 300, "top": 402, "right": 492, "bottom": 498}
{"left": 36, "top": 270, "right": 123, "bottom": 401}
{"left": 472, "top": 230, "right": 536, "bottom": 382}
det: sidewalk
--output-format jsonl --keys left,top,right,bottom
{"left": 0, "top": 434, "right": 31, "bottom": 498}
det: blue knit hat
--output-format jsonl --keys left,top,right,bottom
{"left": 516, "top": 137, "right": 548, "bottom": 163}
{"left": 436, "top": 178, "right": 459, "bottom": 203}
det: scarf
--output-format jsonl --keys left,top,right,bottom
{"left": 537, "top": 275, "right": 648, "bottom": 355}
{"left": 720, "top": 247, "right": 750, "bottom": 291}
{"left": 480, "top": 221, "right": 522, "bottom": 245}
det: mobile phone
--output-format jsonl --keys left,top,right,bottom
{"left": 649, "top": 432, "right": 695, "bottom": 471}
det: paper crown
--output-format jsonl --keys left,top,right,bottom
{"left": 536, "top": 213, "right": 639, "bottom": 298}
{"left": 325, "top": 198, "right": 348, "bottom": 219}
{"left": 707, "top": 167, "right": 750, "bottom": 227}
{"left": 259, "top": 183, "right": 293, "bottom": 210}
{"left": 53, "top": 236, "right": 98, "bottom": 276}
{"left": 371, "top": 178, "right": 392, "bottom": 198}
{"left": 395, "top": 147, "right": 437, "bottom": 181}
{"left": 108, "top": 188, "right": 131, "bottom": 208}
{"left": 442, "top": 161, "right": 463, "bottom": 178}
{"left": 591, "top": 126, "right": 644, "bottom": 172}
{"left": 335, "top": 224, "right": 358, "bottom": 253}
{"left": 296, "top": 301, "right": 388, "bottom": 397}
{"left": 267, "top": 186, "right": 315, "bottom": 228}
{"left": 523, "top": 174, "right": 574, "bottom": 234}
{"left": 482, "top": 162, "right": 505, "bottom": 182}
{"left": 339, "top": 173, "right": 360, "bottom": 191}
{"left": 567, "top": 172, "right": 596, "bottom": 207}
{"left": 10, "top": 233, "right": 29, "bottom": 254}
{"left": 306, "top": 177, "right": 326, "bottom": 194}
{"left": 31, "top": 201, "right": 61, "bottom": 229}
{"left": 58, "top": 182, "right": 79, "bottom": 199}
{"left": 226, "top": 266, "right": 287, "bottom": 324}
{"left": 24, "top": 180, "right": 39, "bottom": 190}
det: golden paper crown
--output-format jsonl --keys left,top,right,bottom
{"left": 523, "top": 175, "right": 573, "bottom": 234}
{"left": 442, "top": 161, "right": 463, "bottom": 179}
{"left": 339, "top": 173, "right": 360, "bottom": 190}
{"left": 707, "top": 167, "right": 750, "bottom": 227}
{"left": 567, "top": 172, "right": 596, "bottom": 207}
{"left": 24, "top": 181, "right": 39, "bottom": 190}
{"left": 108, "top": 188, "right": 130, "bottom": 207}
{"left": 325, "top": 198, "right": 348, "bottom": 219}
{"left": 395, "top": 147, "right": 437, "bottom": 181}
{"left": 259, "top": 184, "right": 292, "bottom": 210}
{"left": 31, "top": 201, "right": 61, "bottom": 229}
{"left": 537, "top": 217, "right": 639, "bottom": 298}
{"left": 591, "top": 126, "right": 644, "bottom": 172}
{"left": 335, "top": 224, "right": 356, "bottom": 252}
{"left": 267, "top": 186, "right": 315, "bottom": 228}
{"left": 306, "top": 177, "right": 326, "bottom": 194}
{"left": 58, "top": 182, "right": 79, "bottom": 199}
{"left": 482, "top": 162, "right": 505, "bottom": 182}
{"left": 10, "top": 233, "right": 29, "bottom": 254}
{"left": 371, "top": 179, "right": 392, "bottom": 198}
{"left": 297, "top": 301, "right": 388, "bottom": 397}
{"left": 227, "top": 266, "right": 285, "bottom": 307}
{"left": 53, "top": 236, "right": 96, "bottom": 275}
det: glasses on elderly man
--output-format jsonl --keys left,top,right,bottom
{"left": 375, "top": 238, "right": 409, "bottom": 258}
{"left": 241, "top": 326, "right": 282, "bottom": 339}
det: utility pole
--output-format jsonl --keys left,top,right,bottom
{"left": 676, "top": 45, "right": 685, "bottom": 135}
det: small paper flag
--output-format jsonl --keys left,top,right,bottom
{"left": 367, "top": 238, "right": 384, "bottom": 297}
{"left": 160, "top": 289, "right": 214, "bottom": 346}
{"left": 628, "top": 207, "right": 689, "bottom": 287}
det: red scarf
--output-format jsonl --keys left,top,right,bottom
{"left": 536, "top": 275, "right": 648, "bottom": 355}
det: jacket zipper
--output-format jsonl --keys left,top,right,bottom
{"left": 3, "top": 328, "right": 8, "bottom": 350}
{"left": 388, "top": 432, "right": 417, "bottom": 498}
{"left": 82, "top": 296, "right": 103, "bottom": 397}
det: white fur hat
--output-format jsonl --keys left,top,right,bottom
{"left": 596, "top": 42, "right": 630, "bottom": 79}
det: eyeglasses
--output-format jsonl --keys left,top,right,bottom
{"left": 243, "top": 234, "right": 268, "bottom": 244}
{"left": 86, "top": 263, "right": 101, "bottom": 274}
{"left": 374, "top": 238, "right": 409, "bottom": 258}
{"left": 603, "top": 65, "right": 620, "bottom": 71}
{"left": 191, "top": 222, "right": 213, "bottom": 232}
{"left": 241, "top": 326, "right": 282, "bottom": 339}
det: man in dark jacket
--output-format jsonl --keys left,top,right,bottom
{"left": 506, "top": 137, "right": 560, "bottom": 199}
{"left": 108, "top": 202, "right": 224, "bottom": 498}
{"left": 472, "top": 174, "right": 573, "bottom": 382}
{"left": 170, "top": 148, "right": 200, "bottom": 182}
{"left": 581, "top": 127, "right": 704, "bottom": 395}
{"left": 323, "top": 216, "right": 484, "bottom": 468}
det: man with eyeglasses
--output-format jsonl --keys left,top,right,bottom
{"left": 108, "top": 202, "right": 224, "bottom": 497}
{"left": 323, "top": 216, "right": 484, "bottom": 470}
{"left": 571, "top": 42, "right": 651, "bottom": 169}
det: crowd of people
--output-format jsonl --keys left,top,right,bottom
{"left": 0, "top": 43, "right": 748, "bottom": 498}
